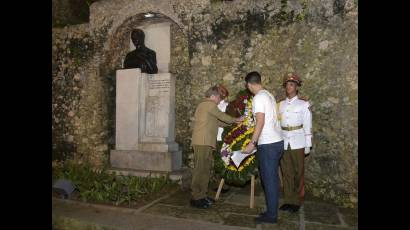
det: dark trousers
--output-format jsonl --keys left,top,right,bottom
{"left": 280, "top": 144, "right": 305, "bottom": 205}
{"left": 257, "top": 141, "right": 284, "bottom": 220}
{"left": 191, "top": 145, "right": 213, "bottom": 200}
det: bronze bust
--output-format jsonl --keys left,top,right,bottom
{"left": 123, "top": 29, "right": 158, "bottom": 74}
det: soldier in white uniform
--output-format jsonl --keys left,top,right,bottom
{"left": 278, "top": 73, "right": 312, "bottom": 213}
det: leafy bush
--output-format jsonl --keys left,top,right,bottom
{"left": 52, "top": 162, "right": 174, "bottom": 206}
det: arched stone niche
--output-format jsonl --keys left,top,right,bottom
{"left": 101, "top": 12, "right": 188, "bottom": 77}
{"left": 104, "top": 12, "right": 190, "bottom": 177}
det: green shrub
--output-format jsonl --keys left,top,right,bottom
{"left": 52, "top": 162, "right": 174, "bottom": 206}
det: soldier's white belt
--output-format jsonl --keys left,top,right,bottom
{"left": 281, "top": 125, "right": 303, "bottom": 131}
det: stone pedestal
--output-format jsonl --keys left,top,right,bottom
{"left": 110, "top": 68, "right": 182, "bottom": 174}
{"left": 110, "top": 150, "right": 181, "bottom": 172}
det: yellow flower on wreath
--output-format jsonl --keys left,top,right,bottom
{"left": 223, "top": 96, "right": 256, "bottom": 172}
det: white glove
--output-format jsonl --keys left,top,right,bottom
{"left": 304, "top": 147, "right": 310, "bottom": 154}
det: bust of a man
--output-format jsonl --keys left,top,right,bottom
{"left": 123, "top": 29, "right": 158, "bottom": 74}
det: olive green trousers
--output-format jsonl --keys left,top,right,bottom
{"left": 191, "top": 145, "right": 214, "bottom": 200}
{"left": 280, "top": 144, "right": 304, "bottom": 205}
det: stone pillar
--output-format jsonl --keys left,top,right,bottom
{"left": 110, "top": 68, "right": 182, "bottom": 172}
{"left": 114, "top": 68, "right": 142, "bottom": 150}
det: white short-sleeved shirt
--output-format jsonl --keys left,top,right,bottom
{"left": 217, "top": 100, "right": 229, "bottom": 141}
{"left": 252, "top": 90, "right": 283, "bottom": 145}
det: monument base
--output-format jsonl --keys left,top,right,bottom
{"left": 111, "top": 67, "right": 187, "bottom": 185}
{"left": 110, "top": 149, "right": 182, "bottom": 172}
{"left": 138, "top": 142, "right": 179, "bottom": 152}
{"left": 107, "top": 167, "right": 191, "bottom": 188}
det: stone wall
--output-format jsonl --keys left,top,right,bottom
{"left": 52, "top": 23, "right": 114, "bottom": 167}
{"left": 52, "top": 0, "right": 93, "bottom": 27}
{"left": 52, "top": 0, "right": 357, "bottom": 207}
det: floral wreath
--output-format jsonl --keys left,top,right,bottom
{"left": 214, "top": 90, "right": 258, "bottom": 186}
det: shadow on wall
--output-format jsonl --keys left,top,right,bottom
{"left": 52, "top": 0, "right": 100, "bottom": 27}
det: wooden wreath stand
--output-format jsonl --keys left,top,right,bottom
{"left": 214, "top": 167, "right": 283, "bottom": 209}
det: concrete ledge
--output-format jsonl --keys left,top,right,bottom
{"left": 110, "top": 149, "right": 182, "bottom": 171}
{"left": 138, "top": 142, "right": 179, "bottom": 152}
{"left": 107, "top": 167, "right": 191, "bottom": 187}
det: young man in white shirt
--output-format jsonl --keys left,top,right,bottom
{"left": 244, "top": 71, "right": 284, "bottom": 224}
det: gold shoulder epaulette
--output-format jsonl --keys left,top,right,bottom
{"left": 299, "top": 96, "right": 309, "bottom": 101}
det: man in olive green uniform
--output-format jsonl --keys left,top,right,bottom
{"left": 190, "top": 85, "right": 242, "bottom": 209}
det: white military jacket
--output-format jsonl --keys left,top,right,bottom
{"left": 278, "top": 95, "right": 312, "bottom": 153}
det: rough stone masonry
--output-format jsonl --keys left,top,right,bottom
{"left": 52, "top": 0, "right": 357, "bottom": 208}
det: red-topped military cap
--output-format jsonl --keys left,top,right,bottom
{"left": 283, "top": 73, "right": 302, "bottom": 87}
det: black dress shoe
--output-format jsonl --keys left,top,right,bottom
{"left": 257, "top": 211, "right": 267, "bottom": 217}
{"left": 190, "top": 199, "right": 210, "bottom": 209}
{"left": 204, "top": 197, "right": 215, "bottom": 205}
{"left": 288, "top": 205, "right": 300, "bottom": 213}
{"left": 279, "top": 204, "right": 292, "bottom": 211}
{"left": 254, "top": 214, "right": 277, "bottom": 224}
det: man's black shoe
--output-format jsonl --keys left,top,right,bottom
{"left": 254, "top": 215, "right": 277, "bottom": 224}
{"left": 288, "top": 205, "right": 300, "bottom": 213}
{"left": 204, "top": 197, "right": 215, "bottom": 205}
{"left": 279, "top": 204, "right": 292, "bottom": 211}
{"left": 190, "top": 199, "right": 209, "bottom": 209}
{"left": 258, "top": 211, "right": 267, "bottom": 216}
{"left": 256, "top": 211, "right": 268, "bottom": 218}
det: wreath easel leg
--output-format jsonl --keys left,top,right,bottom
{"left": 250, "top": 175, "right": 255, "bottom": 208}
{"left": 215, "top": 178, "right": 225, "bottom": 200}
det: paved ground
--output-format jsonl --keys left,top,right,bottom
{"left": 52, "top": 181, "right": 357, "bottom": 230}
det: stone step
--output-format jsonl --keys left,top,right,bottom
{"left": 108, "top": 167, "right": 191, "bottom": 188}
